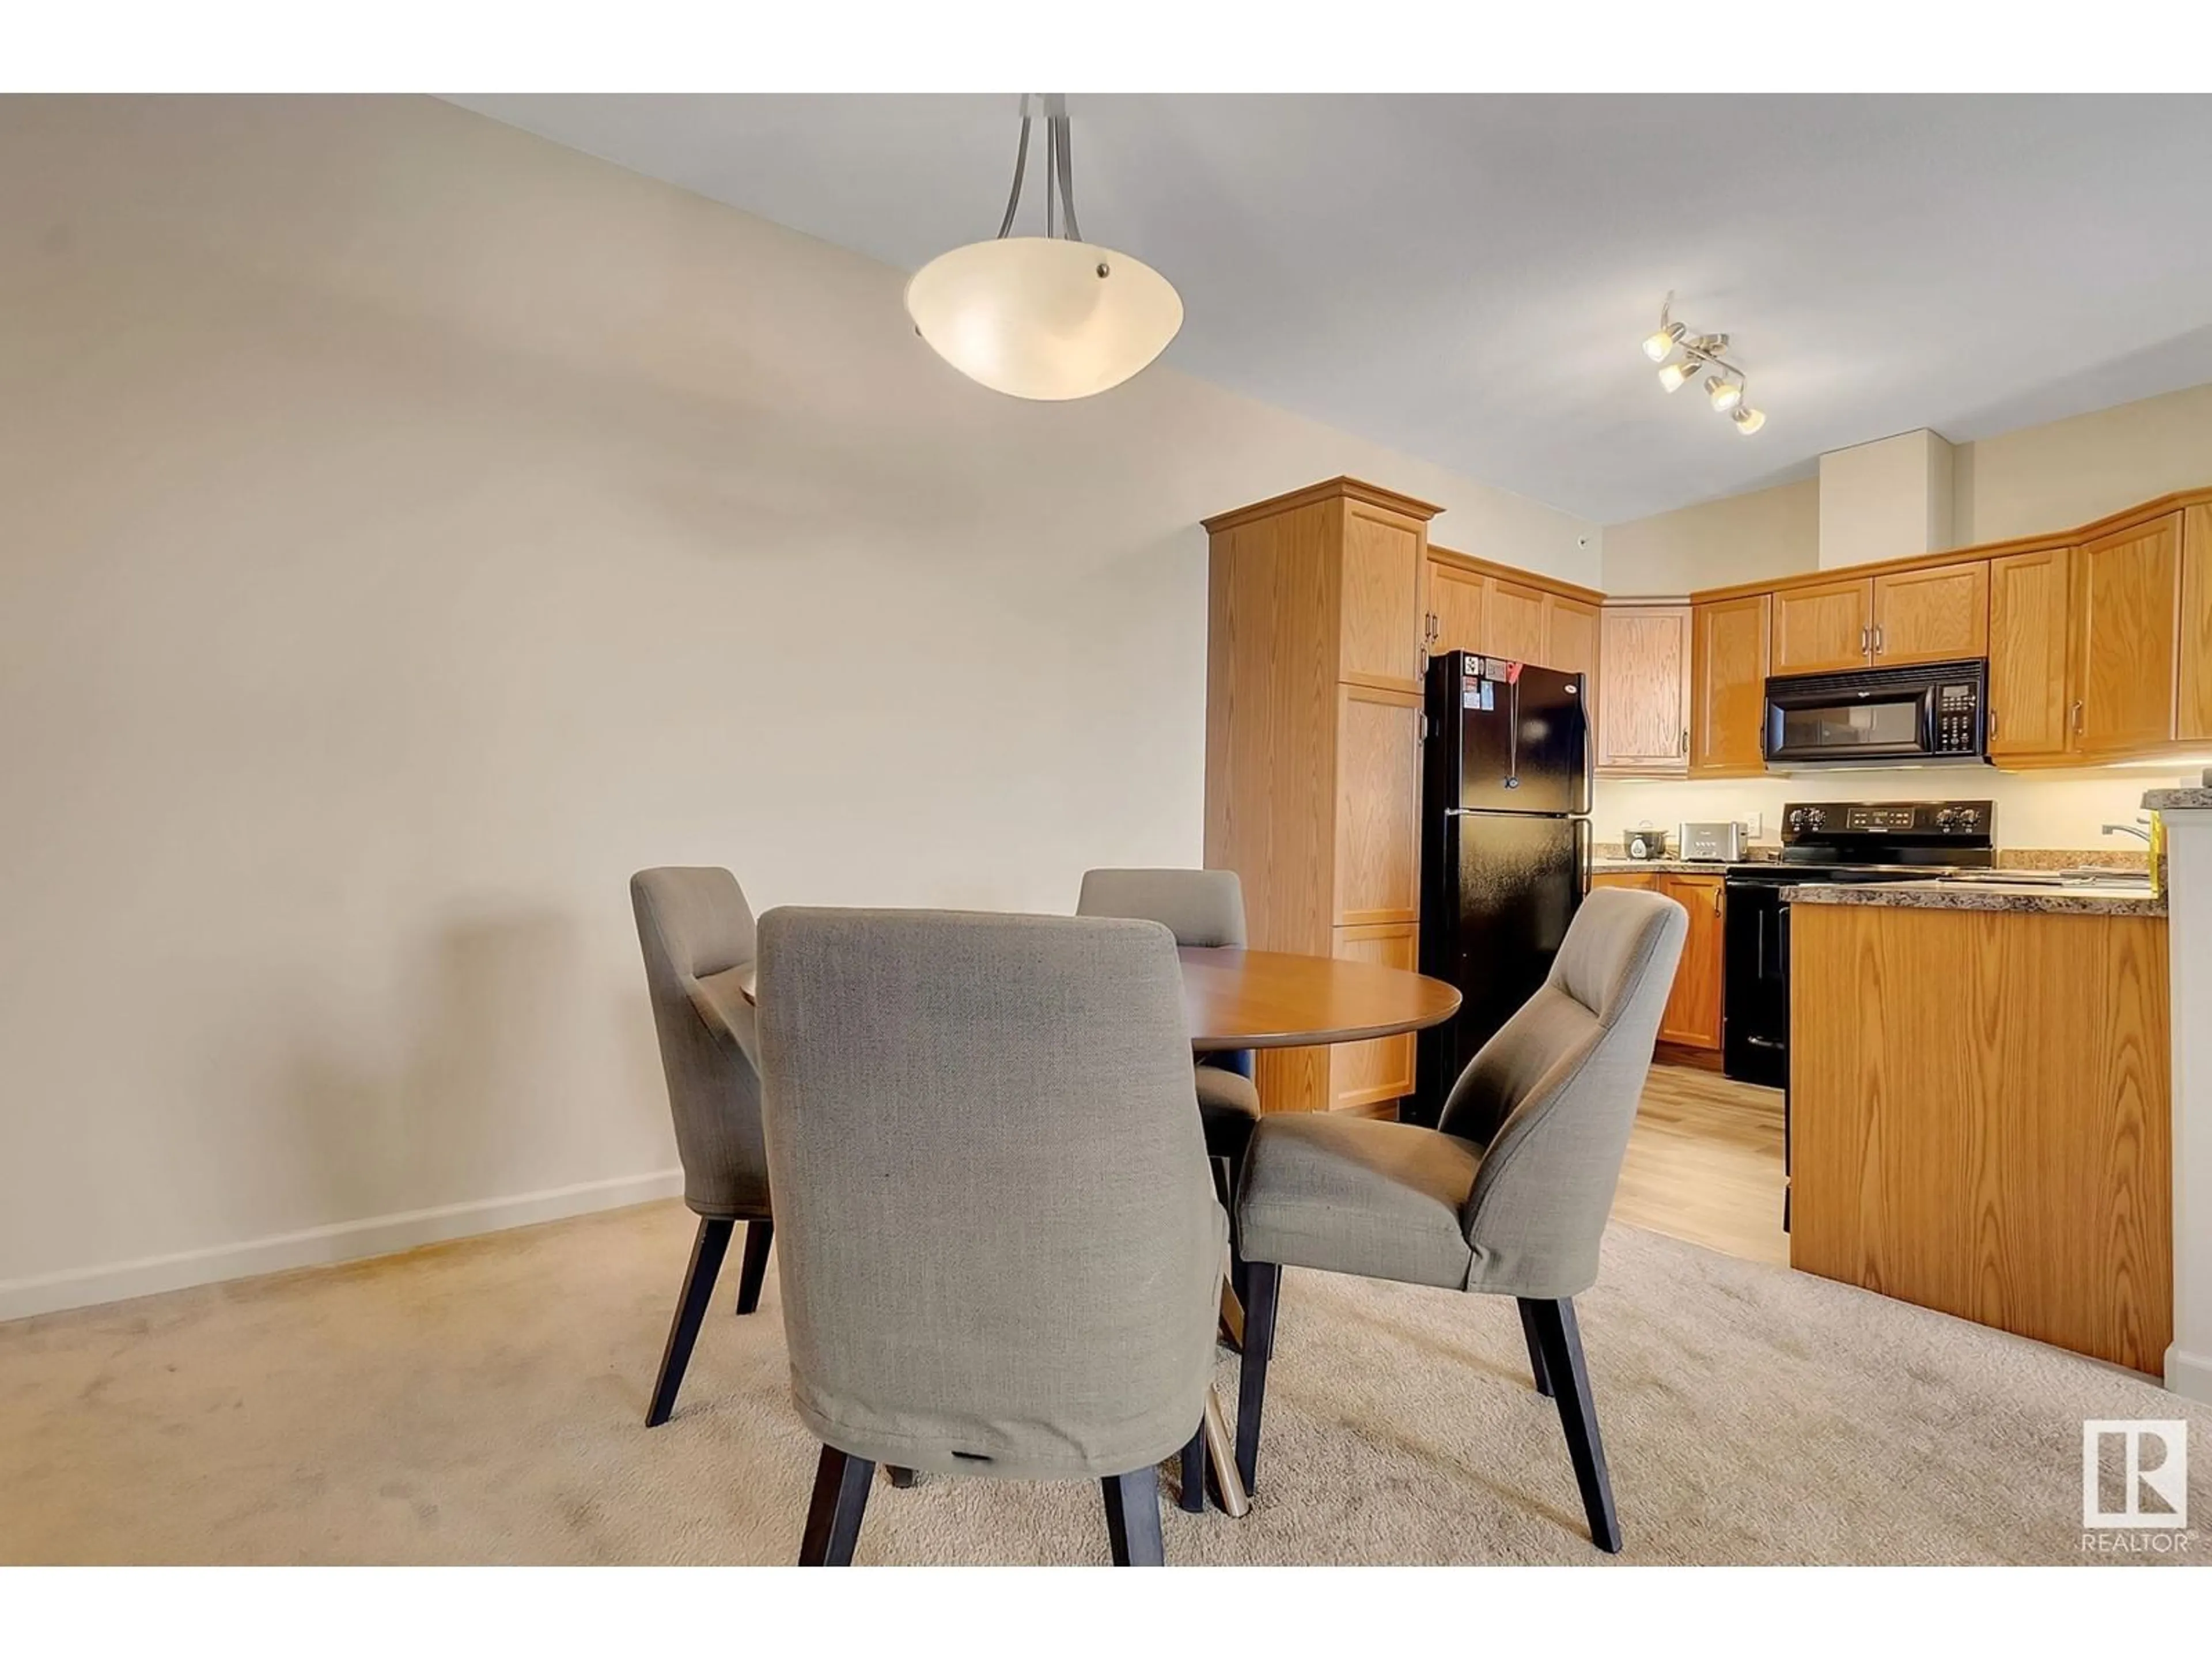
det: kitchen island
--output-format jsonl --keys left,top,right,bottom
{"left": 1786, "top": 881, "right": 2172, "bottom": 1373}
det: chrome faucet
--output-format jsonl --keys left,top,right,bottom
{"left": 2101, "top": 821, "right": 2152, "bottom": 843}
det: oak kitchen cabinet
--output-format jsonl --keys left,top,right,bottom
{"left": 1424, "top": 548, "right": 1603, "bottom": 677}
{"left": 1791, "top": 901, "right": 2170, "bottom": 1372}
{"left": 1770, "top": 562, "right": 1989, "bottom": 675}
{"left": 2184, "top": 503, "right": 2212, "bottom": 741}
{"left": 1986, "top": 545, "right": 2074, "bottom": 760}
{"left": 1426, "top": 557, "right": 1487, "bottom": 660}
{"left": 1690, "top": 592, "right": 1771, "bottom": 777}
{"left": 2073, "top": 509, "right": 2180, "bottom": 758}
{"left": 1205, "top": 478, "right": 1440, "bottom": 1115}
{"left": 1654, "top": 874, "right": 1725, "bottom": 1049}
{"left": 1770, "top": 575, "right": 1875, "bottom": 675}
{"left": 1595, "top": 603, "right": 1690, "bottom": 776}
{"left": 1872, "top": 560, "right": 1988, "bottom": 664}
{"left": 1589, "top": 870, "right": 1725, "bottom": 1050}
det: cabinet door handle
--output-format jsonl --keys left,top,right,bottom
{"left": 1988, "top": 709, "right": 2000, "bottom": 737}
{"left": 1858, "top": 624, "right": 1869, "bottom": 654}
{"left": 1873, "top": 624, "right": 1885, "bottom": 654}
{"left": 2073, "top": 699, "right": 2085, "bottom": 734}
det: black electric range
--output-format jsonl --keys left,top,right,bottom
{"left": 1721, "top": 800, "right": 1995, "bottom": 1089}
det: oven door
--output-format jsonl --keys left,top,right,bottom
{"left": 1762, "top": 671, "right": 1937, "bottom": 765}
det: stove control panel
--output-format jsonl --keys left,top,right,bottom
{"left": 1781, "top": 800, "right": 1995, "bottom": 843}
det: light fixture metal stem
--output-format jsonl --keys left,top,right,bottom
{"left": 1053, "top": 111, "right": 1081, "bottom": 241}
{"left": 994, "top": 93, "right": 1084, "bottom": 243}
{"left": 995, "top": 100, "right": 1033, "bottom": 239}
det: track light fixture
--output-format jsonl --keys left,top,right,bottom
{"left": 1640, "top": 292, "right": 1764, "bottom": 435}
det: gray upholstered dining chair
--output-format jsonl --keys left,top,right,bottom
{"left": 630, "top": 867, "right": 776, "bottom": 1428}
{"left": 1229, "top": 887, "right": 1687, "bottom": 1554}
{"left": 1074, "top": 868, "right": 1260, "bottom": 1176}
{"left": 756, "top": 907, "right": 1226, "bottom": 1565}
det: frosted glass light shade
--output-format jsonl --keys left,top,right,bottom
{"left": 905, "top": 236, "right": 1183, "bottom": 401}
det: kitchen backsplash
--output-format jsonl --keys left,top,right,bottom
{"left": 1590, "top": 766, "right": 2202, "bottom": 852}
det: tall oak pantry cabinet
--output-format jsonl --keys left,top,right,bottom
{"left": 1202, "top": 478, "right": 1441, "bottom": 1117}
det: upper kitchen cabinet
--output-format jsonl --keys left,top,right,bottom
{"left": 2180, "top": 503, "right": 2212, "bottom": 743}
{"left": 1426, "top": 558, "right": 1487, "bottom": 659}
{"left": 2073, "top": 509, "right": 2180, "bottom": 757}
{"left": 1691, "top": 592, "right": 1772, "bottom": 776}
{"left": 1339, "top": 497, "right": 1430, "bottom": 692}
{"left": 1596, "top": 602, "right": 1691, "bottom": 776}
{"left": 1544, "top": 593, "right": 1601, "bottom": 679}
{"left": 1770, "top": 576, "right": 1873, "bottom": 675}
{"left": 1480, "top": 574, "right": 1549, "bottom": 662}
{"left": 1425, "top": 547, "right": 1606, "bottom": 676}
{"left": 1871, "top": 560, "right": 1988, "bottom": 664}
{"left": 1986, "top": 545, "right": 2074, "bottom": 760}
{"left": 1767, "top": 559, "right": 1991, "bottom": 675}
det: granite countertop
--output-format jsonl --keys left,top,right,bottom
{"left": 2145, "top": 787, "right": 2212, "bottom": 810}
{"left": 1785, "top": 880, "right": 2165, "bottom": 918}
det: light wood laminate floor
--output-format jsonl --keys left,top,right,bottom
{"left": 1612, "top": 1062, "right": 1789, "bottom": 1267}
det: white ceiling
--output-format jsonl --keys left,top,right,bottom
{"left": 449, "top": 94, "right": 2212, "bottom": 524}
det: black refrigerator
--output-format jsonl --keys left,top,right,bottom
{"left": 1407, "top": 653, "right": 1591, "bottom": 1126}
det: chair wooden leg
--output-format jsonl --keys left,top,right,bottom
{"left": 798, "top": 1444, "right": 874, "bottom": 1566}
{"left": 1522, "top": 1297, "right": 1622, "bottom": 1554}
{"left": 1177, "top": 1422, "right": 1207, "bottom": 1513}
{"left": 885, "top": 1465, "right": 917, "bottom": 1488}
{"left": 643, "top": 1217, "right": 733, "bottom": 1427}
{"left": 1235, "top": 1260, "right": 1281, "bottom": 1494}
{"left": 1101, "top": 1466, "right": 1165, "bottom": 1565}
{"left": 734, "top": 1217, "right": 774, "bottom": 1315}
{"left": 1516, "top": 1300, "right": 1554, "bottom": 1397}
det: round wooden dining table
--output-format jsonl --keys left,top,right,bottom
{"left": 1173, "top": 944, "right": 1462, "bottom": 1052}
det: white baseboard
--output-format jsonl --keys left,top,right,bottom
{"left": 2166, "top": 1344, "right": 2212, "bottom": 1407}
{"left": 0, "top": 1168, "right": 685, "bottom": 1323}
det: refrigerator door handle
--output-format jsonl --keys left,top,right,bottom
{"left": 1574, "top": 674, "right": 1593, "bottom": 815}
{"left": 1575, "top": 817, "right": 1593, "bottom": 896}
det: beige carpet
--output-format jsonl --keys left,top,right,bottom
{"left": 1, "top": 1199, "right": 2204, "bottom": 1565}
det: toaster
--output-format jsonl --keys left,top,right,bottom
{"left": 1677, "top": 821, "right": 1746, "bottom": 862}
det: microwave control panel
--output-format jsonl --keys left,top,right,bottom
{"left": 1934, "top": 680, "right": 1980, "bottom": 752}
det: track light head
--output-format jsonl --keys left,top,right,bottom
{"left": 1706, "top": 374, "right": 1743, "bottom": 413}
{"left": 1657, "top": 359, "right": 1695, "bottom": 392}
{"left": 1642, "top": 321, "right": 1685, "bottom": 363}
{"left": 1732, "top": 405, "right": 1766, "bottom": 435}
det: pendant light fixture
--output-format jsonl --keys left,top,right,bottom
{"left": 905, "top": 94, "right": 1183, "bottom": 402}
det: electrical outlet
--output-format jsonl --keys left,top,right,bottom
{"left": 1743, "top": 811, "right": 1763, "bottom": 840}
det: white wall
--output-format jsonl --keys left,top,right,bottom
{"left": 1952, "top": 380, "right": 2212, "bottom": 544}
{"left": 1600, "top": 476, "right": 1817, "bottom": 594}
{"left": 0, "top": 96, "right": 1599, "bottom": 1315}
{"left": 1817, "top": 428, "right": 1954, "bottom": 569}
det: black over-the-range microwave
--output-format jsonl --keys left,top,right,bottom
{"left": 1760, "top": 658, "right": 1988, "bottom": 768}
